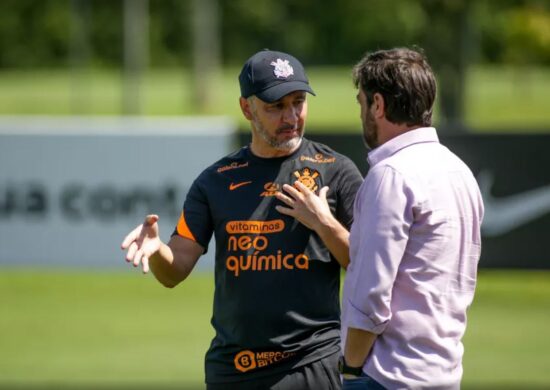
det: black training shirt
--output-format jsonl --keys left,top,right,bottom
{"left": 173, "top": 138, "right": 363, "bottom": 383}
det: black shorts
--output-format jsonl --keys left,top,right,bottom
{"left": 206, "top": 352, "right": 341, "bottom": 390}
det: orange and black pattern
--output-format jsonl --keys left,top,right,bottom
{"left": 172, "top": 138, "right": 363, "bottom": 384}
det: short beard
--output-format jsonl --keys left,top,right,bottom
{"left": 255, "top": 120, "right": 303, "bottom": 151}
{"left": 362, "top": 109, "right": 378, "bottom": 150}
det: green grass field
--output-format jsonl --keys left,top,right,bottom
{"left": 1, "top": 65, "right": 549, "bottom": 389}
{"left": 1, "top": 269, "right": 549, "bottom": 389}
{"left": 0, "top": 66, "right": 549, "bottom": 131}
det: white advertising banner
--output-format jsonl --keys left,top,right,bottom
{"left": 0, "top": 116, "right": 235, "bottom": 269}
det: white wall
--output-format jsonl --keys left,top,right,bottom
{"left": 0, "top": 116, "right": 235, "bottom": 270}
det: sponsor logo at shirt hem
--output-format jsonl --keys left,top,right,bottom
{"left": 234, "top": 350, "right": 296, "bottom": 373}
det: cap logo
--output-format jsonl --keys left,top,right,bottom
{"left": 270, "top": 58, "right": 294, "bottom": 79}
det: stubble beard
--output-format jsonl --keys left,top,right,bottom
{"left": 362, "top": 109, "right": 378, "bottom": 150}
{"left": 254, "top": 118, "right": 304, "bottom": 151}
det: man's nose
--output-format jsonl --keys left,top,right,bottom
{"left": 282, "top": 106, "right": 299, "bottom": 124}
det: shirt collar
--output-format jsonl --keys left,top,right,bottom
{"left": 367, "top": 127, "right": 439, "bottom": 167}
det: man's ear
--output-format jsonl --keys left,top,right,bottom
{"left": 239, "top": 97, "right": 254, "bottom": 120}
{"left": 372, "top": 93, "right": 385, "bottom": 119}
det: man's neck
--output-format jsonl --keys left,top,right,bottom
{"left": 379, "top": 124, "right": 422, "bottom": 146}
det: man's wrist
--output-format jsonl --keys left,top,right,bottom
{"left": 338, "top": 355, "right": 363, "bottom": 377}
{"left": 316, "top": 213, "right": 340, "bottom": 237}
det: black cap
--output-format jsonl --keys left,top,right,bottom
{"left": 239, "top": 50, "right": 315, "bottom": 103}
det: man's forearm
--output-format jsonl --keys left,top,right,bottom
{"left": 149, "top": 242, "right": 195, "bottom": 288}
{"left": 316, "top": 214, "right": 350, "bottom": 269}
{"left": 344, "top": 327, "right": 378, "bottom": 368}
{"left": 149, "top": 242, "right": 181, "bottom": 288}
{"left": 149, "top": 237, "right": 203, "bottom": 288}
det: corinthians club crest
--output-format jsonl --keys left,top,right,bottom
{"left": 293, "top": 168, "right": 320, "bottom": 192}
{"left": 270, "top": 58, "right": 294, "bottom": 79}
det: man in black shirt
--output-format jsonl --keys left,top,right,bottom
{"left": 121, "top": 50, "right": 363, "bottom": 389}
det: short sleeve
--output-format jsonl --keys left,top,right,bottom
{"left": 172, "top": 174, "right": 214, "bottom": 252}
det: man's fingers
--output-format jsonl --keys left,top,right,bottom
{"left": 319, "top": 186, "right": 329, "bottom": 201}
{"left": 142, "top": 256, "right": 150, "bottom": 273}
{"left": 122, "top": 216, "right": 158, "bottom": 272}
{"left": 126, "top": 242, "right": 138, "bottom": 262}
{"left": 283, "top": 183, "right": 303, "bottom": 199}
{"left": 275, "top": 191, "right": 295, "bottom": 207}
{"left": 133, "top": 249, "right": 144, "bottom": 267}
{"left": 293, "top": 181, "right": 312, "bottom": 195}
{"left": 145, "top": 214, "right": 159, "bottom": 226}
{"left": 121, "top": 227, "right": 139, "bottom": 249}
{"left": 275, "top": 205, "right": 294, "bottom": 216}
{"left": 122, "top": 215, "right": 158, "bottom": 249}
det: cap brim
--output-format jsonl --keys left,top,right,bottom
{"left": 255, "top": 81, "right": 315, "bottom": 103}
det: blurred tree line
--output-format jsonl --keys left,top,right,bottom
{"left": 0, "top": 0, "right": 549, "bottom": 68}
{"left": 0, "top": 0, "right": 548, "bottom": 125}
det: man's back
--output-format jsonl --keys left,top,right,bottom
{"left": 346, "top": 127, "right": 484, "bottom": 388}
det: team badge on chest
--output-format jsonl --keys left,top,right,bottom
{"left": 293, "top": 167, "right": 320, "bottom": 192}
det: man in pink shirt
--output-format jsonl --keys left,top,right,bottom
{"left": 339, "top": 48, "right": 484, "bottom": 389}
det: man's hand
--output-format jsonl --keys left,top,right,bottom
{"left": 275, "top": 181, "right": 351, "bottom": 268}
{"left": 121, "top": 214, "right": 162, "bottom": 273}
{"left": 275, "top": 181, "right": 333, "bottom": 231}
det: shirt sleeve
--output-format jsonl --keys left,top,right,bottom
{"left": 335, "top": 156, "right": 364, "bottom": 229}
{"left": 171, "top": 174, "right": 214, "bottom": 252}
{"left": 344, "top": 164, "right": 413, "bottom": 334}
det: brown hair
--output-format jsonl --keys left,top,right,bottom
{"left": 352, "top": 47, "right": 436, "bottom": 127}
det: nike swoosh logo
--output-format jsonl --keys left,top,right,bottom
{"left": 477, "top": 170, "right": 550, "bottom": 237}
{"left": 229, "top": 181, "right": 252, "bottom": 191}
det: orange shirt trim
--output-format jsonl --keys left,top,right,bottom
{"left": 176, "top": 211, "right": 197, "bottom": 242}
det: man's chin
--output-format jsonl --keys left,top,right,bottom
{"left": 275, "top": 134, "right": 302, "bottom": 151}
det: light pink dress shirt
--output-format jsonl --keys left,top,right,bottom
{"left": 342, "top": 127, "right": 484, "bottom": 389}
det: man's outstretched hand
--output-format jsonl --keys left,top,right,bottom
{"left": 121, "top": 214, "right": 162, "bottom": 273}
